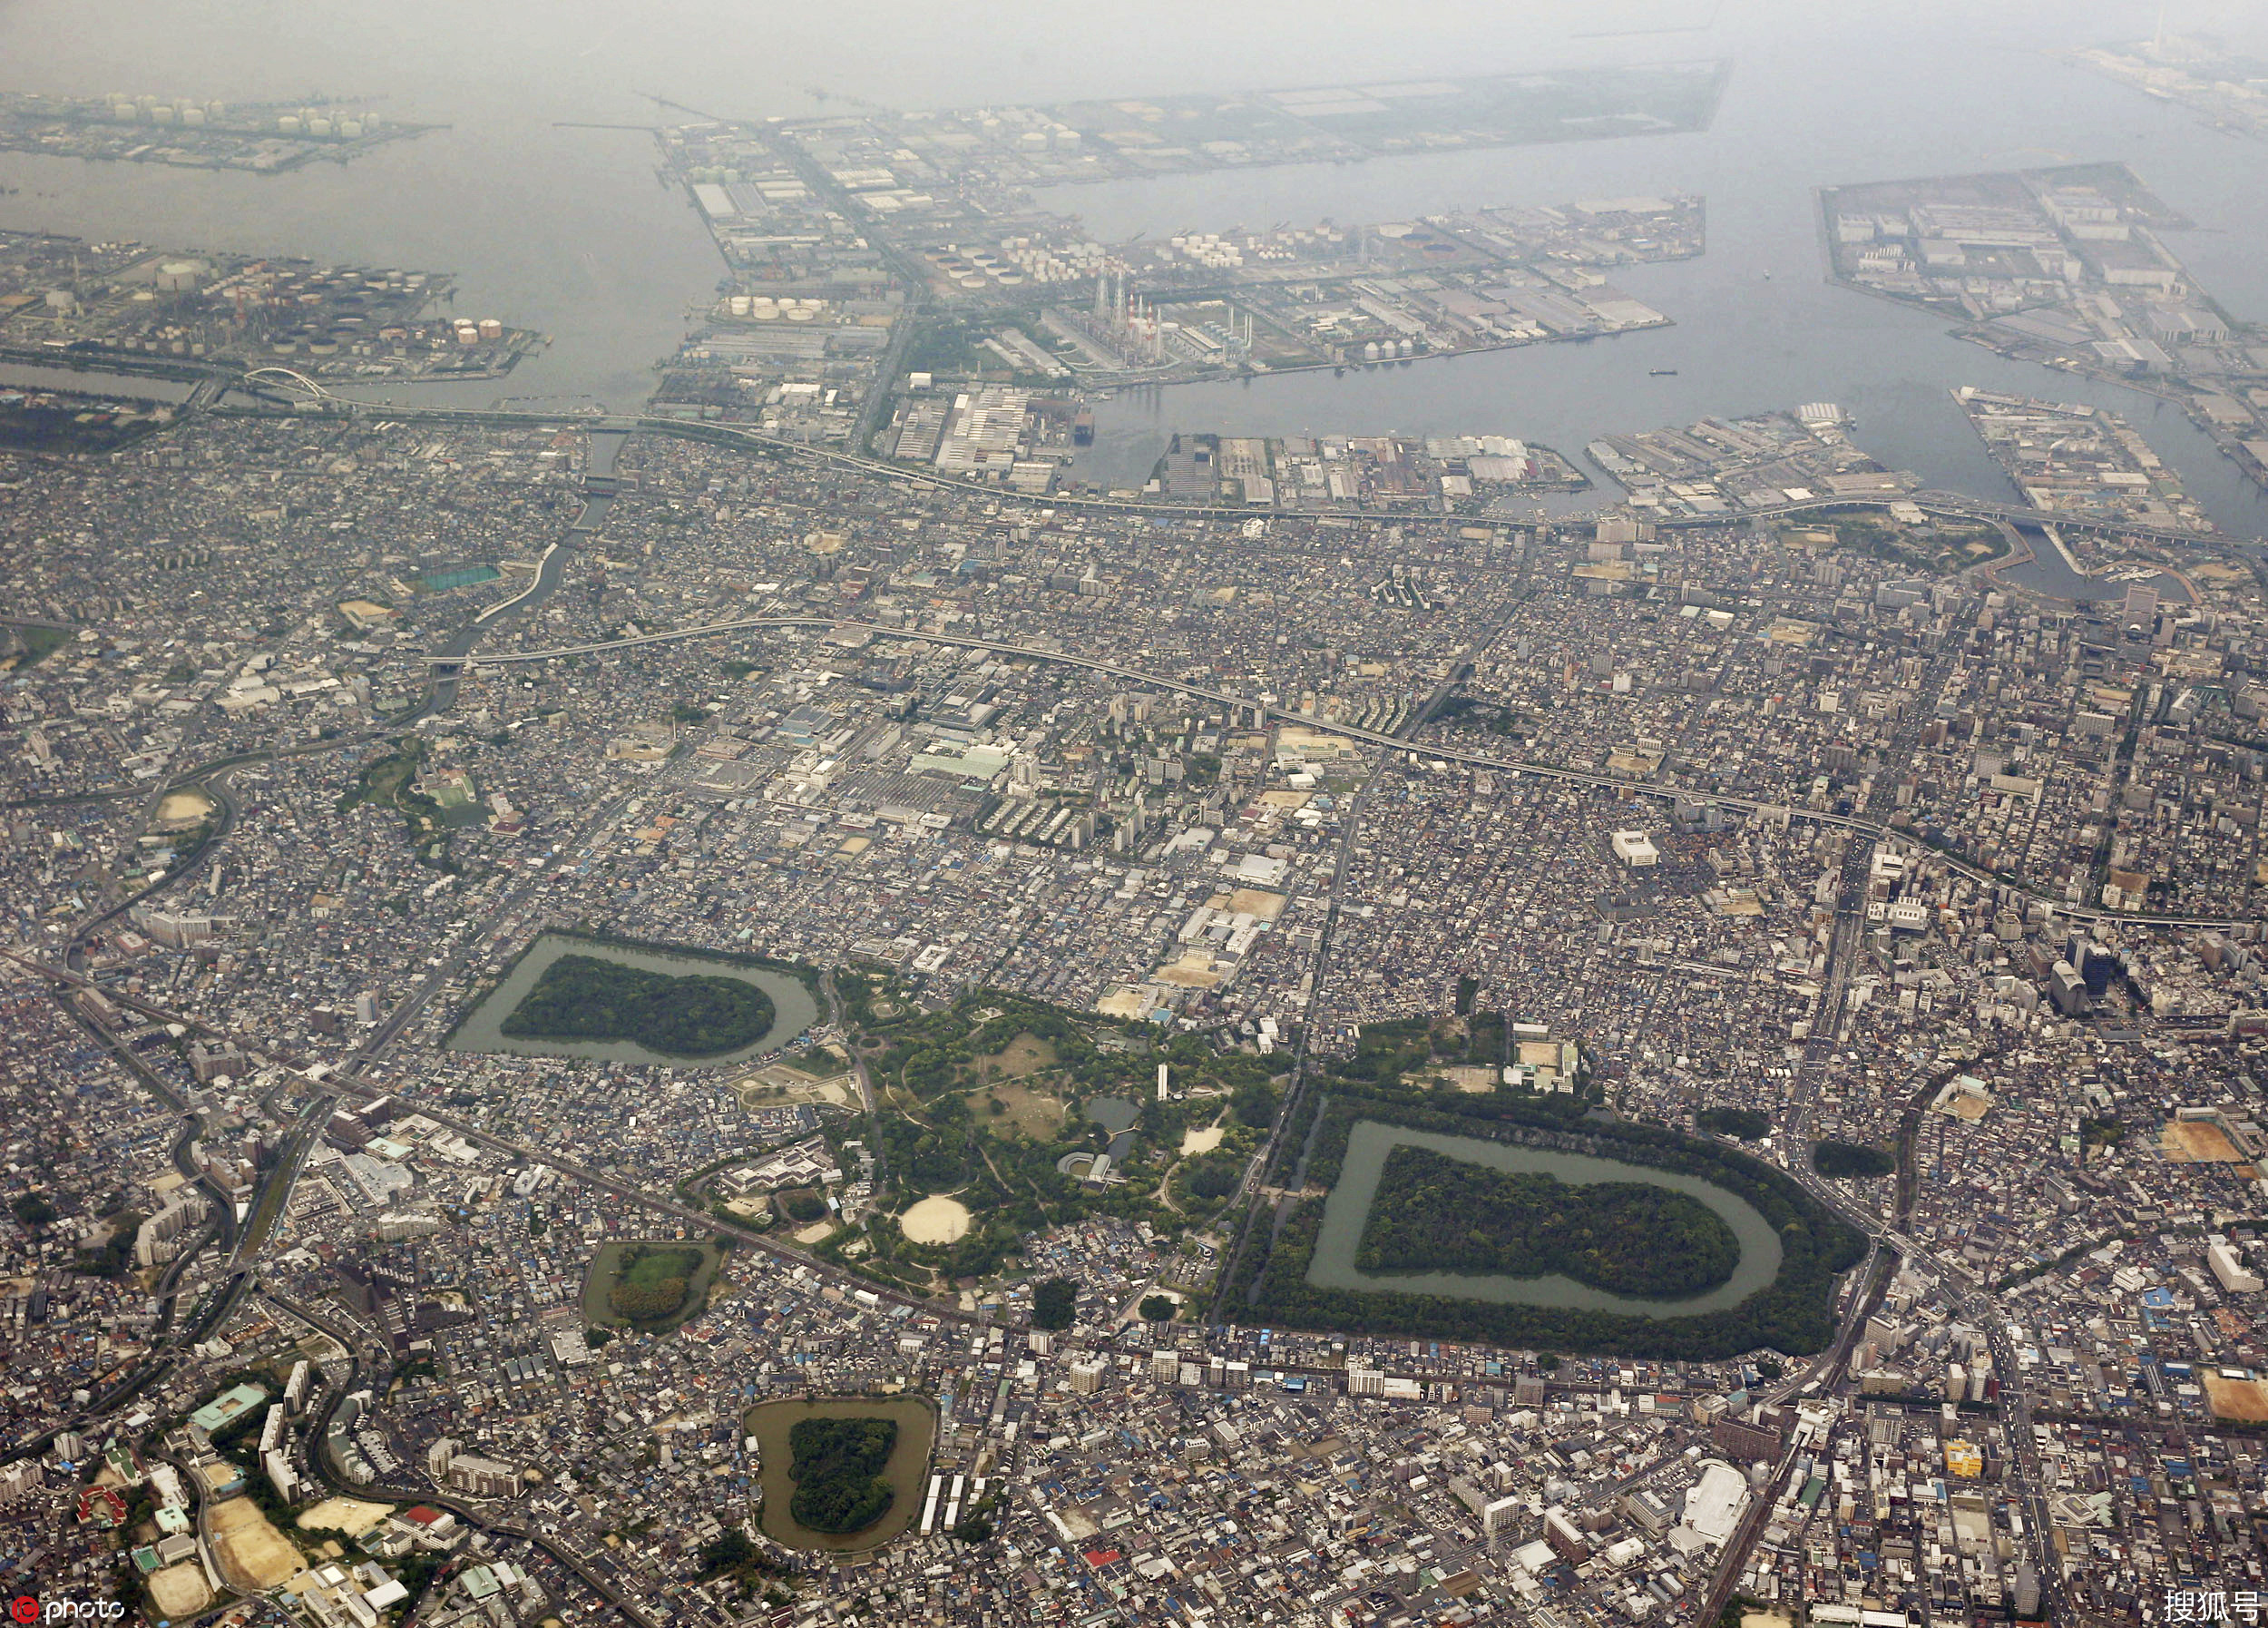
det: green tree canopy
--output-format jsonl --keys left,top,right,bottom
{"left": 1696, "top": 1107, "right": 1771, "bottom": 1140}
{"left": 1811, "top": 1141, "right": 1894, "bottom": 1179}
{"left": 1355, "top": 1145, "right": 1740, "bottom": 1299}
{"left": 786, "top": 1417, "right": 898, "bottom": 1535}
{"left": 501, "top": 954, "right": 774, "bottom": 1056}
{"left": 1031, "top": 1277, "right": 1078, "bottom": 1329}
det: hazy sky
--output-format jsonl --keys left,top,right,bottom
{"left": 5, "top": 0, "right": 2263, "bottom": 124}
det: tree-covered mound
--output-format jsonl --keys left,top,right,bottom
{"left": 1812, "top": 1140, "right": 1895, "bottom": 1178}
{"left": 1355, "top": 1144, "right": 1739, "bottom": 1299}
{"left": 786, "top": 1417, "right": 898, "bottom": 1535}
{"left": 501, "top": 953, "right": 774, "bottom": 1056}
{"left": 1031, "top": 1278, "right": 1078, "bottom": 1329}
{"left": 1696, "top": 1107, "right": 1772, "bottom": 1140}
{"left": 1238, "top": 1086, "right": 1869, "bottom": 1360}
{"left": 607, "top": 1244, "right": 705, "bottom": 1323}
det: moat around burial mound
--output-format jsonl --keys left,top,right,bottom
{"left": 744, "top": 1397, "right": 936, "bottom": 1552}
{"left": 448, "top": 933, "right": 818, "bottom": 1065}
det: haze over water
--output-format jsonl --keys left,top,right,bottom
{"left": 5, "top": 0, "right": 2266, "bottom": 526}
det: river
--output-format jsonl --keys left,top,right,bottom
{"left": 1306, "top": 1120, "right": 1784, "bottom": 1317}
{"left": 4, "top": 0, "right": 2265, "bottom": 525}
{"left": 0, "top": 361, "right": 196, "bottom": 399}
{"left": 1994, "top": 519, "right": 2196, "bottom": 604}
{"left": 446, "top": 931, "right": 820, "bottom": 1066}
{"left": 421, "top": 424, "right": 630, "bottom": 711}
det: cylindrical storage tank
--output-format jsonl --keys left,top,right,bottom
{"left": 728, "top": 296, "right": 750, "bottom": 316}
{"left": 785, "top": 305, "right": 815, "bottom": 321}
{"left": 181, "top": 106, "right": 205, "bottom": 127}
{"left": 455, "top": 323, "right": 479, "bottom": 346}
{"left": 307, "top": 117, "right": 332, "bottom": 137}
{"left": 477, "top": 318, "right": 503, "bottom": 341}
{"left": 1363, "top": 340, "right": 1380, "bottom": 361}
{"left": 338, "top": 119, "right": 363, "bottom": 139}
{"left": 278, "top": 114, "right": 301, "bottom": 133}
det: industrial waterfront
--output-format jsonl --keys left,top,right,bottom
{"left": 3, "top": 0, "right": 2265, "bottom": 525}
